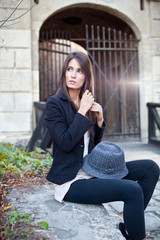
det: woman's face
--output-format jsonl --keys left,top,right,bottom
{"left": 65, "top": 58, "right": 85, "bottom": 91}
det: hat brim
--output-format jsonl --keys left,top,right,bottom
{"left": 82, "top": 156, "right": 129, "bottom": 179}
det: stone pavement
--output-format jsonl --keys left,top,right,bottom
{"left": 6, "top": 142, "right": 160, "bottom": 240}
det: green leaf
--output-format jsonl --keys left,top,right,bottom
{"left": 19, "top": 232, "right": 25, "bottom": 238}
{"left": 37, "top": 221, "right": 48, "bottom": 230}
{"left": 9, "top": 211, "right": 20, "bottom": 224}
{"left": 20, "top": 213, "right": 33, "bottom": 223}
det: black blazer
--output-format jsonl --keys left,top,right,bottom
{"left": 45, "top": 91, "right": 105, "bottom": 184}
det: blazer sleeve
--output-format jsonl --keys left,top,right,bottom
{"left": 94, "top": 121, "right": 106, "bottom": 145}
{"left": 45, "top": 96, "right": 94, "bottom": 152}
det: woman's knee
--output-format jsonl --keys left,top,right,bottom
{"left": 125, "top": 181, "right": 144, "bottom": 201}
{"left": 146, "top": 160, "right": 160, "bottom": 181}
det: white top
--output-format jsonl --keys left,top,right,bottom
{"left": 54, "top": 131, "right": 93, "bottom": 203}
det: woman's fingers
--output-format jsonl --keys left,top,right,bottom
{"left": 80, "top": 90, "right": 94, "bottom": 113}
{"left": 90, "top": 102, "right": 102, "bottom": 112}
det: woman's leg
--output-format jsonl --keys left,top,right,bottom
{"left": 64, "top": 178, "right": 146, "bottom": 240}
{"left": 124, "top": 160, "right": 159, "bottom": 209}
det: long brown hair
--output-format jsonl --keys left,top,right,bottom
{"left": 59, "top": 51, "right": 96, "bottom": 131}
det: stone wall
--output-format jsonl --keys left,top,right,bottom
{"left": 0, "top": 0, "right": 160, "bottom": 143}
{"left": 0, "top": 0, "right": 32, "bottom": 143}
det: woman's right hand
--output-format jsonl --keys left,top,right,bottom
{"left": 78, "top": 90, "right": 94, "bottom": 116}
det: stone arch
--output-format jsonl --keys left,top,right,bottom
{"left": 38, "top": 3, "right": 142, "bottom": 41}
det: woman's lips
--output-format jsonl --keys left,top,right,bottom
{"left": 69, "top": 80, "right": 76, "bottom": 84}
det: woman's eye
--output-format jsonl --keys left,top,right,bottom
{"left": 78, "top": 69, "right": 83, "bottom": 74}
{"left": 67, "top": 67, "right": 72, "bottom": 72}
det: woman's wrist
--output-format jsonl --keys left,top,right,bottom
{"left": 97, "top": 118, "right": 104, "bottom": 127}
{"left": 78, "top": 107, "right": 87, "bottom": 116}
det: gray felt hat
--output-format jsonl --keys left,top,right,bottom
{"left": 82, "top": 141, "right": 128, "bottom": 179}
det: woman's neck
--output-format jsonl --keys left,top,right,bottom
{"left": 68, "top": 89, "right": 80, "bottom": 107}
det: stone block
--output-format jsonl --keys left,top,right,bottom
{"left": 0, "top": 48, "right": 14, "bottom": 68}
{"left": 150, "top": 2, "right": 160, "bottom": 19}
{"left": 150, "top": 39, "right": 160, "bottom": 55}
{"left": 0, "top": 112, "right": 31, "bottom": 132}
{"left": 0, "top": 8, "right": 30, "bottom": 29}
{"left": 0, "top": 29, "right": 31, "bottom": 48}
{"left": 152, "top": 56, "right": 160, "bottom": 75}
{"left": 151, "top": 19, "right": 160, "bottom": 37}
{"left": 0, "top": 69, "right": 31, "bottom": 92}
{"left": 0, "top": 92, "right": 14, "bottom": 112}
{"left": 14, "top": 92, "right": 32, "bottom": 111}
{"left": 15, "top": 49, "right": 31, "bottom": 69}
{"left": 31, "top": 30, "right": 39, "bottom": 70}
{"left": 0, "top": 0, "right": 29, "bottom": 9}
{"left": 32, "top": 70, "right": 39, "bottom": 94}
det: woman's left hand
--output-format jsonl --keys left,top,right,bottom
{"left": 90, "top": 102, "right": 104, "bottom": 127}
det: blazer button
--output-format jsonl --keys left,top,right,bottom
{"left": 80, "top": 145, "right": 84, "bottom": 147}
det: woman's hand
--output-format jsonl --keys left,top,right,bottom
{"left": 78, "top": 90, "right": 94, "bottom": 116}
{"left": 90, "top": 102, "right": 104, "bottom": 127}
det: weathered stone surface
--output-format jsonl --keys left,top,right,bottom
{"left": 14, "top": 92, "right": 32, "bottom": 111}
{"left": 0, "top": 0, "right": 29, "bottom": 9}
{"left": 0, "top": 48, "right": 14, "bottom": 68}
{"left": 0, "top": 69, "right": 31, "bottom": 91}
{"left": 6, "top": 178, "right": 160, "bottom": 240}
{"left": 0, "top": 92, "right": 14, "bottom": 112}
{"left": 15, "top": 49, "right": 31, "bottom": 69}
{"left": 0, "top": 112, "right": 31, "bottom": 132}
{"left": 150, "top": 1, "right": 160, "bottom": 19}
{"left": 1, "top": 30, "right": 31, "bottom": 48}
{"left": 151, "top": 19, "right": 160, "bottom": 37}
{"left": 152, "top": 56, "right": 160, "bottom": 75}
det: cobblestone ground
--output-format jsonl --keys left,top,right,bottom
{"left": 6, "top": 178, "right": 160, "bottom": 240}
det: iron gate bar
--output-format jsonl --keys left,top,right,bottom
{"left": 97, "top": 26, "right": 102, "bottom": 104}
{"left": 124, "top": 32, "right": 130, "bottom": 132}
{"left": 39, "top": 48, "right": 70, "bottom": 55}
{"left": 91, "top": 25, "right": 96, "bottom": 96}
{"left": 102, "top": 26, "right": 108, "bottom": 131}
{"left": 46, "top": 31, "right": 49, "bottom": 95}
{"left": 114, "top": 29, "right": 120, "bottom": 132}
{"left": 86, "top": 48, "right": 138, "bottom": 51}
{"left": 50, "top": 30, "right": 54, "bottom": 96}
{"left": 71, "top": 38, "right": 139, "bottom": 44}
{"left": 108, "top": 27, "right": 114, "bottom": 133}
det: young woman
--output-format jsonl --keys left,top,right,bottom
{"left": 45, "top": 51, "right": 159, "bottom": 240}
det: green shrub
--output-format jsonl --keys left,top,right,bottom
{"left": 5, "top": 210, "right": 49, "bottom": 239}
{"left": 0, "top": 142, "right": 52, "bottom": 178}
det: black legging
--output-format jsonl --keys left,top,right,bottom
{"left": 64, "top": 160, "right": 160, "bottom": 240}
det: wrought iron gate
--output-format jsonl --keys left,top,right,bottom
{"left": 85, "top": 25, "right": 140, "bottom": 139}
{"left": 39, "top": 25, "right": 140, "bottom": 139}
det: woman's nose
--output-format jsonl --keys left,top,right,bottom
{"left": 71, "top": 71, "right": 76, "bottom": 78}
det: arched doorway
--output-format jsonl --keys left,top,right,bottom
{"left": 39, "top": 7, "right": 140, "bottom": 140}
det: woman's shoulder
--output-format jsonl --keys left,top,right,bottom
{"left": 46, "top": 90, "right": 67, "bottom": 104}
